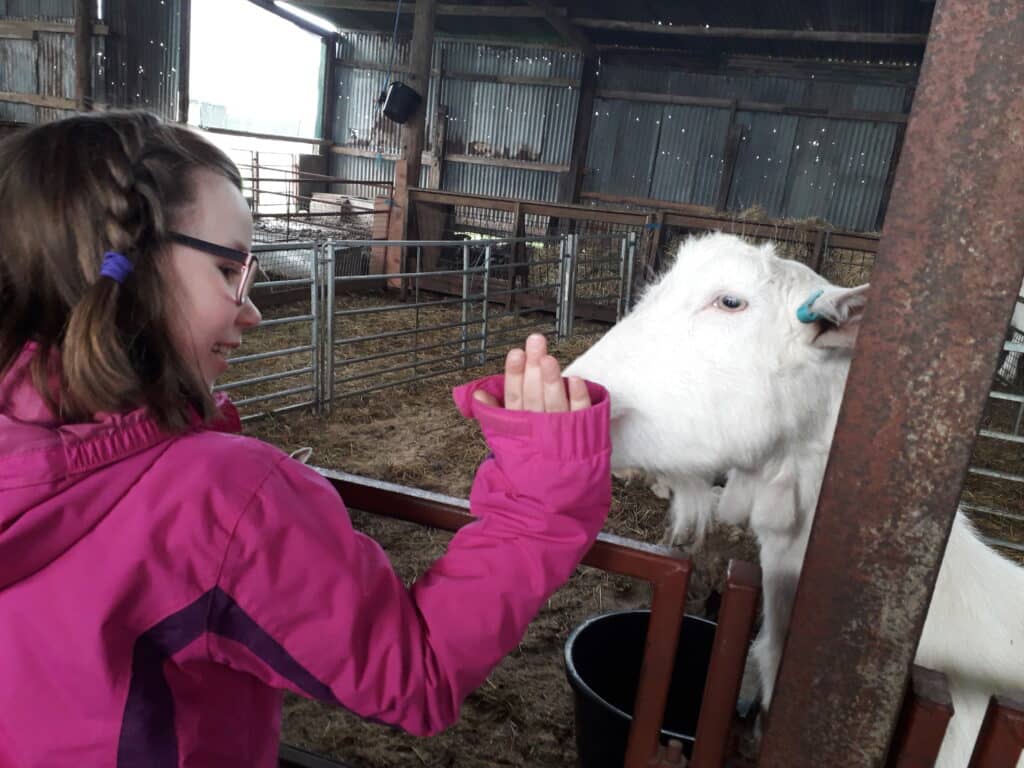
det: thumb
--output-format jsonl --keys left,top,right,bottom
{"left": 473, "top": 389, "right": 500, "bottom": 408}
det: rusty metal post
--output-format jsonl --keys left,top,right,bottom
{"left": 968, "top": 696, "right": 1024, "bottom": 767}
{"left": 759, "top": 0, "right": 1024, "bottom": 765}
{"left": 689, "top": 561, "right": 761, "bottom": 768}
{"left": 885, "top": 667, "right": 954, "bottom": 768}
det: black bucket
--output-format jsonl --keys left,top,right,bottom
{"left": 564, "top": 610, "right": 716, "bottom": 768}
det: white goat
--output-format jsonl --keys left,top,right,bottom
{"left": 566, "top": 232, "right": 1024, "bottom": 768}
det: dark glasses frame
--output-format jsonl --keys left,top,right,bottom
{"left": 168, "top": 231, "right": 259, "bottom": 306}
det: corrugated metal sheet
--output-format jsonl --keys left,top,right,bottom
{"left": 649, "top": 105, "right": 732, "bottom": 206}
{"left": 441, "top": 40, "right": 580, "bottom": 81}
{"left": 727, "top": 111, "right": 801, "bottom": 215}
{"left": 0, "top": 0, "right": 73, "bottom": 17}
{"left": 441, "top": 78, "right": 576, "bottom": 163}
{"left": 583, "top": 99, "right": 663, "bottom": 198}
{"left": 782, "top": 118, "right": 897, "bottom": 231}
{"left": 330, "top": 153, "right": 396, "bottom": 200}
{"left": 333, "top": 31, "right": 578, "bottom": 203}
{"left": 600, "top": 62, "right": 907, "bottom": 114}
{"left": 102, "top": 0, "right": 183, "bottom": 120}
{"left": 442, "top": 161, "right": 559, "bottom": 202}
{"left": 0, "top": 37, "right": 39, "bottom": 122}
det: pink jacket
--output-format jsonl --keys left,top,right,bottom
{"left": 0, "top": 345, "right": 611, "bottom": 768}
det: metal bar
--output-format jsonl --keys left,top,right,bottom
{"left": 960, "top": 503, "right": 1024, "bottom": 523}
{"left": 885, "top": 667, "right": 954, "bottom": 768}
{"left": 215, "top": 367, "right": 314, "bottom": 392}
{"left": 567, "top": 234, "right": 579, "bottom": 338}
{"left": 311, "top": 243, "right": 321, "bottom": 414}
{"left": 689, "top": 561, "right": 762, "bottom": 768}
{"left": 314, "top": 468, "right": 693, "bottom": 768}
{"left": 333, "top": 349, "right": 473, "bottom": 387}
{"left": 968, "top": 467, "right": 1024, "bottom": 484}
{"left": 617, "top": 235, "right": 628, "bottom": 323}
{"left": 333, "top": 318, "right": 479, "bottom": 347}
{"left": 325, "top": 245, "right": 336, "bottom": 409}
{"left": 239, "top": 399, "right": 317, "bottom": 423}
{"left": 232, "top": 384, "right": 315, "bottom": 407}
{"left": 337, "top": 335, "right": 479, "bottom": 369}
{"left": 332, "top": 293, "right": 484, "bottom": 319}
{"left": 256, "top": 314, "right": 315, "bottom": 329}
{"left": 981, "top": 537, "right": 1024, "bottom": 554}
{"left": 229, "top": 345, "right": 314, "bottom": 365}
{"left": 978, "top": 428, "right": 1024, "bottom": 445}
{"left": 334, "top": 264, "right": 488, "bottom": 283}
{"left": 967, "top": 696, "right": 1024, "bottom": 767}
{"left": 462, "top": 244, "right": 470, "bottom": 369}
{"left": 625, "top": 232, "right": 637, "bottom": 314}
{"left": 481, "top": 247, "right": 491, "bottom": 365}
{"left": 759, "top": 2, "right": 1024, "bottom": 765}
{"left": 252, "top": 278, "right": 313, "bottom": 290}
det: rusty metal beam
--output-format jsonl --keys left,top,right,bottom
{"left": 317, "top": 468, "right": 694, "bottom": 768}
{"left": 759, "top": 0, "right": 1024, "bottom": 765}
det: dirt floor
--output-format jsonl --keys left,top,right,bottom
{"left": 235, "top": 284, "right": 1024, "bottom": 768}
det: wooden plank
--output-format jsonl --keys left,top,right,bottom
{"left": 558, "top": 53, "right": 598, "bottom": 203}
{"left": 574, "top": 19, "right": 929, "bottom": 45}
{"left": 0, "top": 91, "right": 78, "bottom": 110}
{"left": 75, "top": 0, "right": 93, "bottom": 110}
{"left": 178, "top": 0, "right": 191, "bottom": 122}
{"left": 204, "top": 125, "right": 332, "bottom": 146}
{"left": 596, "top": 89, "right": 908, "bottom": 124}
{"left": 318, "top": 34, "right": 339, "bottom": 145}
{"left": 336, "top": 59, "right": 578, "bottom": 88}
{"left": 715, "top": 104, "right": 741, "bottom": 211}
{"left": 0, "top": 20, "right": 107, "bottom": 37}
{"left": 446, "top": 154, "right": 568, "bottom": 173}
{"left": 292, "top": 0, "right": 556, "bottom": 17}
{"left": 524, "top": 0, "right": 594, "bottom": 56}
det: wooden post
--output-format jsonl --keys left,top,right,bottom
{"left": 715, "top": 102, "right": 741, "bottom": 212}
{"left": 387, "top": 0, "right": 437, "bottom": 283}
{"left": 427, "top": 104, "right": 448, "bottom": 189}
{"left": 557, "top": 54, "right": 598, "bottom": 204}
{"left": 74, "top": 0, "right": 93, "bottom": 111}
{"left": 178, "top": 0, "right": 191, "bottom": 122}
{"left": 319, "top": 34, "right": 339, "bottom": 154}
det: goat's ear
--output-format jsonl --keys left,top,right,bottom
{"left": 802, "top": 284, "right": 871, "bottom": 349}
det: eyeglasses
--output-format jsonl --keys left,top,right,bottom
{"left": 168, "top": 231, "right": 259, "bottom": 306}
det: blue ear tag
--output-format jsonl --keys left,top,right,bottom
{"left": 796, "top": 289, "right": 825, "bottom": 323}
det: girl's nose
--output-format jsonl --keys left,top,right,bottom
{"left": 238, "top": 297, "right": 262, "bottom": 328}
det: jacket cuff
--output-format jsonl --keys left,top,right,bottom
{"left": 452, "top": 374, "right": 611, "bottom": 460}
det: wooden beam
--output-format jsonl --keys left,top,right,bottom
{"left": 524, "top": 0, "right": 594, "bottom": 56}
{"left": 596, "top": 88, "right": 909, "bottom": 123}
{"left": 202, "top": 125, "right": 332, "bottom": 146}
{"left": 446, "top": 154, "right": 568, "bottom": 173}
{"left": 0, "top": 91, "right": 78, "bottom": 110}
{"left": 178, "top": 0, "right": 192, "bottom": 122}
{"left": 0, "top": 20, "right": 108, "bottom": 38}
{"left": 319, "top": 34, "right": 339, "bottom": 145}
{"left": 336, "top": 59, "right": 579, "bottom": 88}
{"left": 574, "top": 19, "right": 929, "bottom": 46}
{"left": 74, "top": 0, "right": 93, "bottom": 111}
{"left": 294, "top": 0, "right": 558, "bottom": 17}
{"left": 558, "top": 54, "right": 598, "bottom": 203}
{"left": 245, "top": 0, "right": 334, "bottom": 37}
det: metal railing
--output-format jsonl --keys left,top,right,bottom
{"left": 216, "top": 233, "right": 637, "bottom": 420}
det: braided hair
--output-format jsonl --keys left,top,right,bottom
{"left": 0, "top": 111, "right": 243, "bottom": 431}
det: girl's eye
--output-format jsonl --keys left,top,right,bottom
{"left": 714, "top": 295, "right": 748, "bottom": 312}
{"left": 219, "top": 264, "right": 241, "bottom": 281}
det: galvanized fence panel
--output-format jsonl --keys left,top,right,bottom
{"left": 214, "top": 242, "right": 319, "bottom": 422}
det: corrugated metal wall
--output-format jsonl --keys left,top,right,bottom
{"left": 101, "top": 0, "right": 184, "bottom": 120}
{"left": 327, "top": 32, "right": 910, "bottom": 232}
{"left": 330, "top": 31, "right": 582, "bottom": 205}
{"left": 586, "top": 60, "right": 910, "bottom": 231}
{"left": 0, "top": 0, "right": 77, "bottom": 123}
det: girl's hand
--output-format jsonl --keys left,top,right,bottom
{"left": 473, "top": 333, "right": 591, "bottom": 413}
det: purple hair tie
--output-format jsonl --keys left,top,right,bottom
{"left": 100, "top": 251, "right": 134, "bottom": 284}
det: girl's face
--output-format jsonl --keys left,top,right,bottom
{"left": 164, "top": 170, "right": 261, "bottom": 389}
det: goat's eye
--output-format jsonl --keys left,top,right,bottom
{"left": 715, "top": 295, "right": 748, "bottom": 312}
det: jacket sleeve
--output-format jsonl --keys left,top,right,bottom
{"left": 208, "top": 374, "right": 611, "bottom": 736}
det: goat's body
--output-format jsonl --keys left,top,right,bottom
{"left": 566, "top": 233, "right": 1024, "bottom": 766}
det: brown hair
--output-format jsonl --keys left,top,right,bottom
{"left": 0, "top": 110, "right": 243, "bottom": 431}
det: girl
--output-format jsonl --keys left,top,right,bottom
{"left": 0, "top": 111, "right": 611, "bottom": 767}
